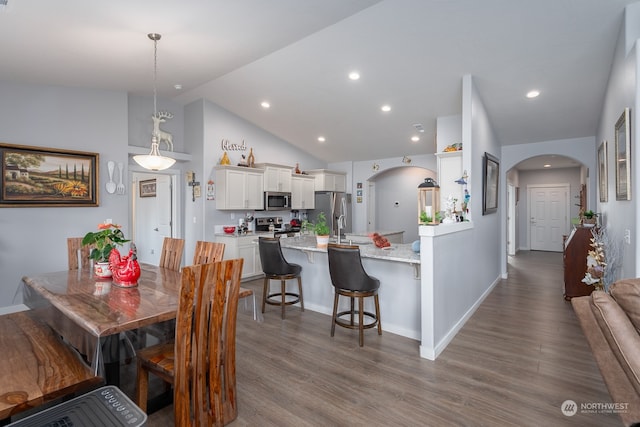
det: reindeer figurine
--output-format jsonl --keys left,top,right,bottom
{"left": 151, "top": 111, "right": 174, "bottom": 151}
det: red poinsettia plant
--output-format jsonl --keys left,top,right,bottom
{"left": 82, "top": 222, "right": 130, "bottom": 262}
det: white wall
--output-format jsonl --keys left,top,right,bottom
{"left": 0, "top": 81, "right": 129, "bottom": 305}
{"left": 421, "top": 75, "right": 503, "bottom": 359}
{"left": 596, "top": 5, "right": 638, "bottom": 280}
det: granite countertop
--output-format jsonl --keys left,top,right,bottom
{"left": 344, "top": 230, "right": 404, "bottom": 237}
{"left": 279, "top": 236, "right": 420, "bottom": 265}
{"left": 214, "top": 231, "right": 272, "bottom": 238}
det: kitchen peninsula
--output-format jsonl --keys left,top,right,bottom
{"left": 278, "top": 236, "right": 421, "bottom": 340}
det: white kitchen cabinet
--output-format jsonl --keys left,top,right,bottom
{"left": 307, "top": 169, "right": 347, "bottom": 192}
{"left": 435, "top": 151, "right": 464, "bottom": 210}
{"left": 291, "top": 175, "right": 316, "bottom": 209}
{"left": 255, "top": 163, "right": 292, "bottom": 192}
{"left": 215, "top": 234, "right": 263, "bottom": 279}
{"left": 215, "top": 165, "right": 264, "bottom": 210}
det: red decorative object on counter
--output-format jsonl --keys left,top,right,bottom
{"left": 108, "top": 246, "right": 141, "bottom": 287}
{"left": 370, "top": 232, "right": 391, "bottom": 248}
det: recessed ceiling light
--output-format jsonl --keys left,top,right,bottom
{"left": 544, "top": 164, "right": 551, "bottom": 168}
{"left": 526, "top": 90, "right": 540, "bottom": 99}
{"left": 411, "top": 136, "right": 420, "bottom": 142}
{"left": 174, "top": 84, "right": 182, "bottom": 90}
{"left": 348, "top": 71, "right": 360, "bottom": 80}
{"left": 318, "top": 136, "right": 326, "bottom": 143}
{"left": 261, "top": 101, "right": 270, "bottom": 109}
{"left": 381, "top": 105, "right": 391, "bottom": 112}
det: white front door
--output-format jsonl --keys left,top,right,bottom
{"left": 528, "top": 184, "right": 569, "bottom": 252}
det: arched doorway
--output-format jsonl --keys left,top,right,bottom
{"left": 506, "top": 155, "right": 586, "bottom": 254}
{"left": 367, "top": 166, "right": 436, "bottom": 243}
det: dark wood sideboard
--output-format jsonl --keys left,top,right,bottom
{"left": 563, "top": 226, "right": 596, "bottom": 300}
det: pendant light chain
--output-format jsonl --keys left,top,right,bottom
{"left": 152, "top": 34, "right": 158, "bottom": 119}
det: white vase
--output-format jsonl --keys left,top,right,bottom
{"left": 316, "top": 235, "right": 330, "bottom": 248}
{"left": 93, "top": 261, "right": 112, "bottom": 279}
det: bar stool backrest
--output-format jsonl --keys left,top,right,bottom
{"left": 258, "top": 237, "right": 297, "bottom": 276}
{"left": 327, "top": 243, "right": 380, "bottom": 292}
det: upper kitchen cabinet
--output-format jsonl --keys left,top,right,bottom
{"left": 307, "top": 169, "right": 347, "bottom": 192}
{"left": 255, "top": 163, "right": 292, "bottom": 193}
{"left": 291, "top": 174, "right": 316, "bottom": 210}
{"left": 215, "top": 165, "right": 264, "bottom": 210}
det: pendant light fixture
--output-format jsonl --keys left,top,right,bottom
{"left": 133, "top": 33, "right": 176, "bottom": 171}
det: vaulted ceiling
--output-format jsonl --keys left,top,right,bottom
{"left": 0, "top": 0, "right": 635, "bottom": 164}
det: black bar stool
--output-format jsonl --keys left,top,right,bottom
{"left": 327, "top": 243, "right": 381, "bottom": 346}
{"left": 258, "top": 237, "right": 304, "bottom": 319}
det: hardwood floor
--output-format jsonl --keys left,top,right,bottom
{"left": 141, "top": 250, "right": 621, "bottom": 426}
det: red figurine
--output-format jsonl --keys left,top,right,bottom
{"left": 108, "top": 244, "right": 141, "bottom": 287}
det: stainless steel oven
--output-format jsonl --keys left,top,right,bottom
{"left": 263, "top": 192, "right": 291, "bottom": 211}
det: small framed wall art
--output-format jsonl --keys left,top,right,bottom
{"left": 482, "top": 152, "right": 499, "bottom": 215}
{"left": 139, "top": 179, "right": 157, "bottom": 198}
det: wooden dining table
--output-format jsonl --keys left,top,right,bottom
{"left": 19, "top": 263, "right": 183, "bottom": 384}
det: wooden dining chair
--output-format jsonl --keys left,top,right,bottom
{"left": 67, "top": 237, "right": 93, "bottom": 270}
{"left": 136, "top": 258, "right": 244, "bottom": 426}
{"left": 159, "top": 237, "right": 185, "bottom": 271}
{"left": 192, "top": 241, "right": 256, "bottom": 320}
{"left": 192, "top": 240, "right": 225, "bottom": 265}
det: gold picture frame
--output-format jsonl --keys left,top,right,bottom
{"left": 615, "top": 108, "right": 631, "bottom": 201}
{"left": 598, "top": 140, "right": 608, "bottom": 202}
{"left": 0, "top": 143, "right": 99, "bottom": 207}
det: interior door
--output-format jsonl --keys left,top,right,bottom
{"left": 529, "top": 184, "right": 569, "bottom": 252}
{"left": 134, "top": 173, "right": 173, "bottom": 265}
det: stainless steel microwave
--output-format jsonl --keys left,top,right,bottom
{"left": 263, "top": 192, "right": 291, "bottom": 211}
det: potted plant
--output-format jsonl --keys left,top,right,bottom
{"left": 82, "top": 222, "right": 130, "bottom": 278}
{"left": 311, "top": 212, "right": 331, "bottom": 248}
{"left": 581, "top": 210, "right": 598, "bottom": 226}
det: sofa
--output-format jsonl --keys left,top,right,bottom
{"left": 572, "top": 279, "right": 640, "bottom": 426}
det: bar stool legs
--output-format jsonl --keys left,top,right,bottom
{"left": 331, "top": 289, "right": 381, "bottom": 347}
{"left": 262, "top": 275, "right": 304, "bottom": 319}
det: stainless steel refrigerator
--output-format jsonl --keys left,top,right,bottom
{"left": 309, "top": 191, "right": 352, "bottom": 237}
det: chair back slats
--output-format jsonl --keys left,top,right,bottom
{"left": 159, "top": 237, "right": 185, "bottom": 271}
{"left": 192, "top": 241, "right": 225, "bottom": 265}
{"left": 173, "top": 258, "right": 243, "bottom": 427}
{"left": 67, "top": 237, "right": 92, "bottom": 270}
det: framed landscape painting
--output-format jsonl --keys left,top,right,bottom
{"left": 0, "top": 143, "right": 99, "bottom": 207}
